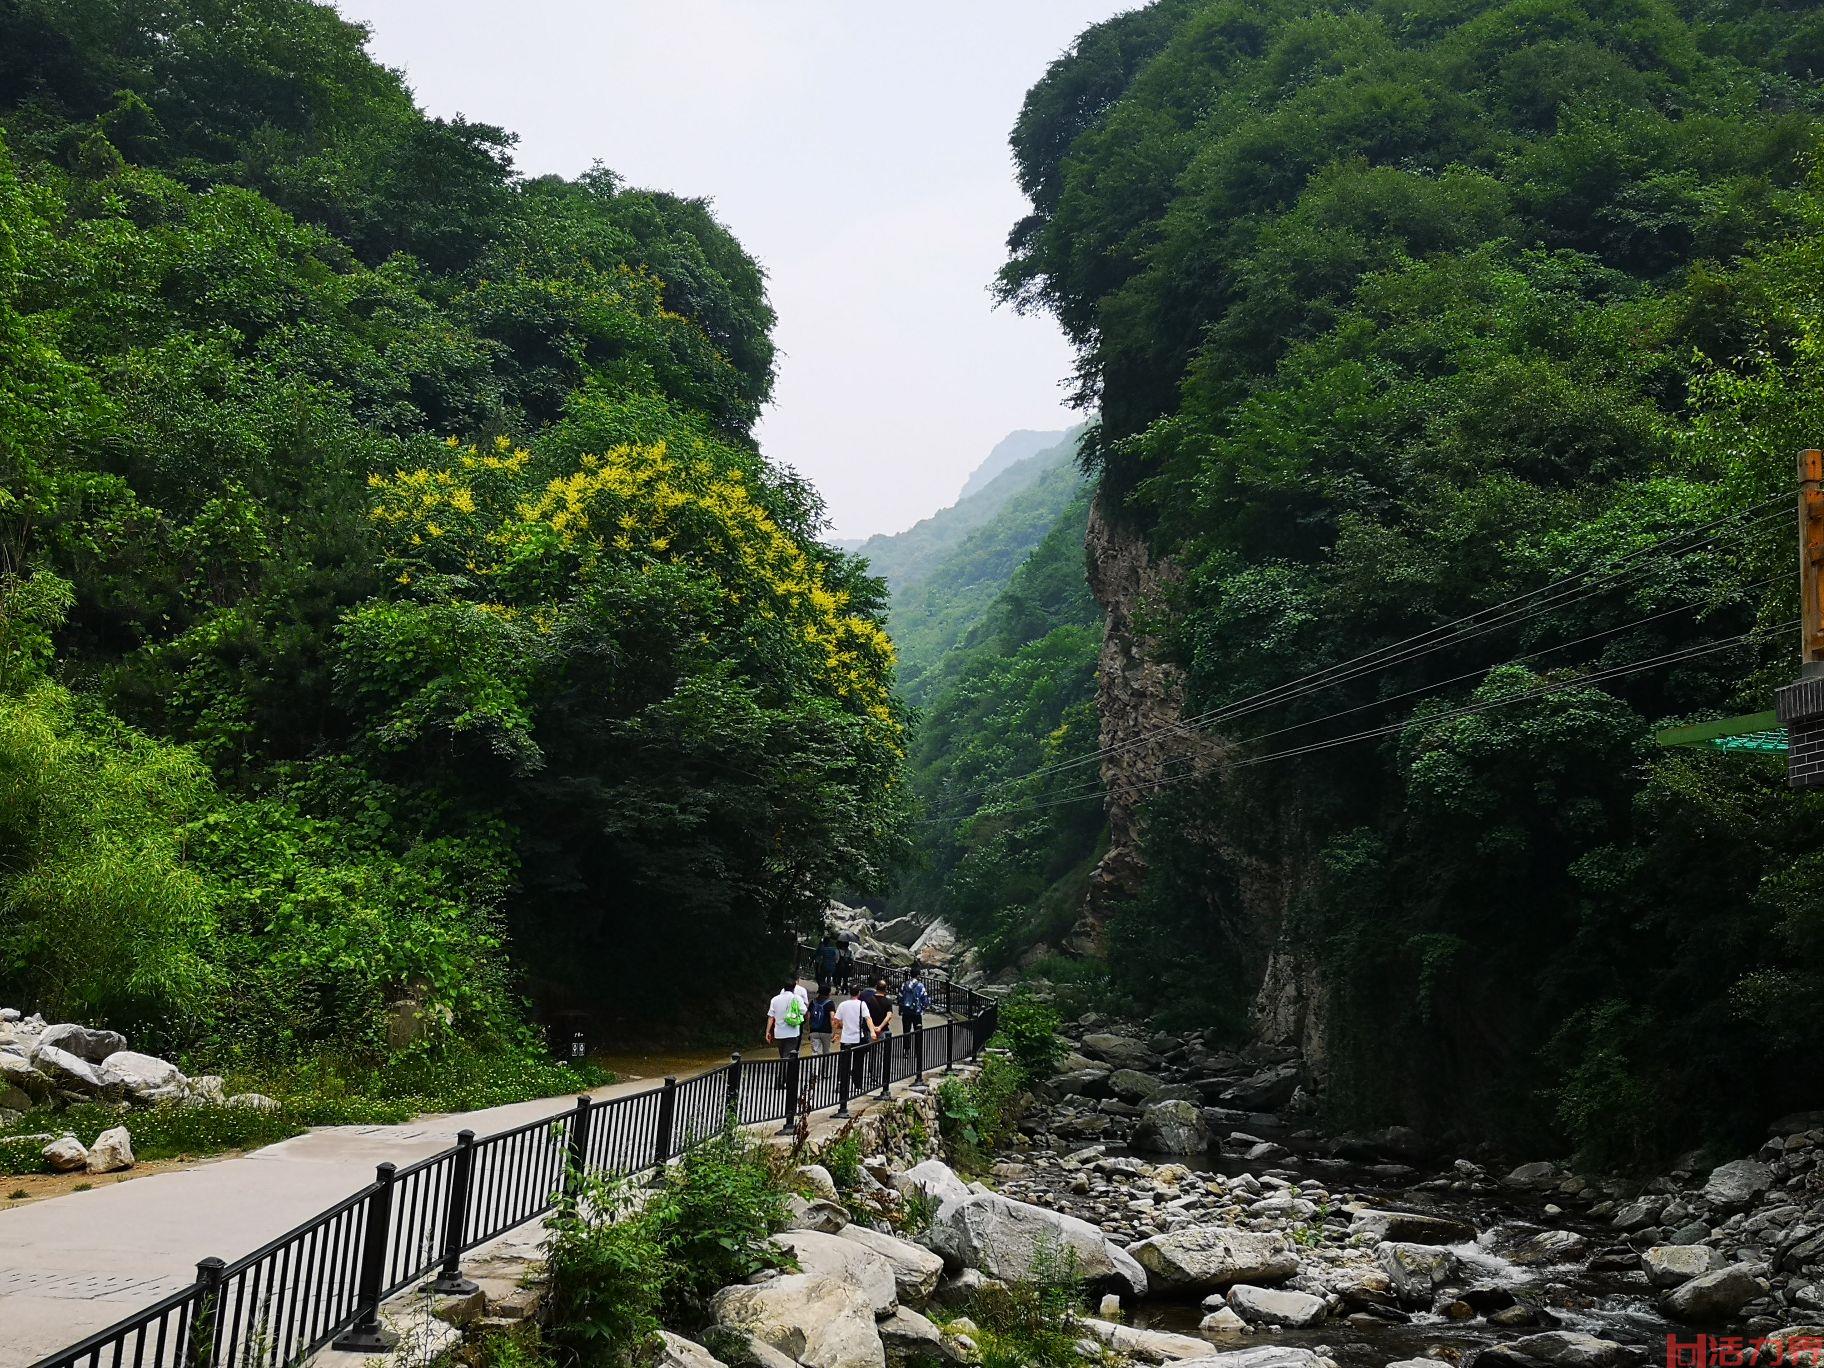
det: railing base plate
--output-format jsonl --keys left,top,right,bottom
{"left": 429, "top": 1273, "right": 480, "bottom": 1295}
{"left": 332, "top": 1324, "right": 401, "bottom": 1352}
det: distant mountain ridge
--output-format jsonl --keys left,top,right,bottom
{"left": 850, "top": 426, "right": 1079, "bottom": 596}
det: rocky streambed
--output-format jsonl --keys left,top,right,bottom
{"left": 974, "top": 1020, "right": 1824, "bottom": 1368}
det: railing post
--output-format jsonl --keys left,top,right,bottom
{"left": 333, "top": 1164, "right": 401, "bottom": 1351}
{"left": 837, "top": 1045, "right": 851, "bottom": 1117}
{"left": 725, "top": 1053, "right": 743, "bottom": 1124}
{"left": 430, "top": 1131, "right": 479, "bottom": 1295}
{"left": 564, "top": 1095, "right": 593, "bottom": 1194}
{"left": 878, "top": 1036, "right": 891, "bottom": 1099}
{"left": 653, "top": 1076, "right": 678, "bottom": 1167}
{"left": 184, "top": 1256, "right": 225, "bottom": 1368}
{"left": 914, "top": 1021, "right": 925, "bottom": 1083}
{"left": 777, "top": 1046, "right": 801, "bottom": 1136}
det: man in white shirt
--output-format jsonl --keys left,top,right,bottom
{"left": 833, "top": 982, "right": 876, "bottom": 1093}
{"left": 765, "top": 974, "right": 805, "bottom": 1071}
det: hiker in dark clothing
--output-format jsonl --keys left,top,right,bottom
{"left": 814, "top": 933, "right": 841, "bottom": 993}
{"left": 898, "top": 969, "right": 930, "bottom": 1056}
{"left": 865, "top": 977, "right": 894, "bottom": 1082}
{"left": 835, "top": 940, "right": 855, "bottom": 986}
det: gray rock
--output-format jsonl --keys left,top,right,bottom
{"left": 0, "top": 1052, "right": 51, "bottom": 1102}
{"left": 873, "top": 916, "right": 927, "bottom": 948}
{"left": 98, "top": 1051, "right": 185, "bottom": 1100}
{"left": 837, "top": 1225, "right": 945, "bottom": 1305}
{"left": 184, "top": 1075, "right": 226, "bottom": 1107}
{"left": 878, "top": 1306, "right": 966, "bottom": 1366}
{"left": 1348, "top": 1209, "right": 1476, "bottom": 1245}
{"left": 770, "top": 1230, "right": 898, "bottom": 1318}
{"left": 787, "top": 1196, "right": 852, "bottom": 1234}
{"left": 1375, "top": 1242, "right": 1460, "bottom": 1306}
{"left": 798, "top": 1164, "right": 840, "bottom": 1202}
{"left": 86, "top": 1126, "right": 134, "bottom": 1174}
{"left": 1132, "top": 1099, "right": 1212, "bottom": 1155}
{"left": 1704, "top": 1161, "right": 1775, "bottom": 1211}
{"left": 1107, "top": 1068, "right": 1169, "bottom": 1103}
{"left": 1662, "top": 1265, "right": 1768, "bottom": 1322}
{"left": 1218, "top": 1064, "right": 1300, "bottom": 1111}
{"left": 1507, "top": 1162, "right": 1559, "bottom": 1188}
{"left": 1128, "top": 1225, "right": 1298, "bottom": 1293}
{"left": 1079, "top": 1033, "right": 1159, "bottom": 1072}
{"left": 225, "top": 1093, "right": 281, "bottom": 1112}
{"left": 1643, "top": 1245, "right": 1727, "bottom": 1288}
{"left": 1511, "top": 1332, "right": 1631, "bottom": 1368}
{"left": 1080, "top": 1318, "right": 1214, "bottom": 1363}
{"left": 1226, "top": 1283, "right": 1327, "bottom": 1328}
{"left": 32, "top": 1044, "right": 104, "bottom": 1094}
{"left": 709, "top": 1273, "right": 885, "bottom": 1368}
{"left": 890, "top": 1159, "right": 970, "bottom": 1210}
{"left": 1201, "top": 1306, "right": 1249, "bottom": 1332}
{"left": 1171, "top": 1349, "right": 1332, "bottom": 1368}
{"left": 927, "top": 1190, "right": 1147, "bottom": 1295}
{"left": 656, "top": 1332, "right": 726, "bottom": 1368}
{"left": 1508, "top": 1229, "right": 1592, "bottom": 1266}
{"left": 1045, "top": 1069, "right": 1111, "bottom": 1099}
{"left": 909, "top": 921, "right": 959, "bottom": 969}
{"left": 42, "top": 1134, "right": 88, "bottom": 1172}
{"left": 36, "top": 1023, "right": 127, "bottom": 1063}
{"left": 1668, "top": 1221, "right": 1713, "bottom": 1246}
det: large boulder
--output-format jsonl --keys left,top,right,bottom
{"left": 1226, "top": 1284, "right": 1327, "bottom": 1328}
{"left": 32, "top": 1043, "right": 104, "bottom": 1094}
{"left": 1080, "top": 1033, "right": 1158, "bottom": 1072}
{"left": 770, "top": 1231, "right": 898, "bottom": 1317}
{"left": 1219, "top": 1064, "right": 1300, "bottom": 1111}
{"left": 86, "top": 1126, "right": 134, "bottom": 1174}
{"left": 1080, "top": 1318, "right": 1214, "bottom": 1363}
{"left": 1348, "top": 1209, "right": 1475, "bottom": 1245}
{"left": 36, "top": 1023, "right": 127, "bottom": 1063}
{"left": 1507, "top": 1229, "right": 1591, "bottom": 1267}
{"left": 1128, "top": 1226, "right": 1298, "bottom": 1294}
{"left": 874, "top": 916, "right": 927, "bottom": 948}
{"left": 709, "top": 1274, "right": 885, "bottom": 1368}
{"left": 98, "top": 1051, "right": 185, "bottom": 1102}
{"left": 1173, "top": 1350, "right": 1334, "bottom": 1368}
{"left": 877, "top": 1308, "right": 967, "bottom": 1367}
{"left": 910, "top": 921, "right": 959, "bottom": 969}
{"left": 1511, "top": 1332, "right": 1632, "bottom": 1368}
{"left": 1375, "top": 1242, "right": 1460, "bottom": 1306}
{"left": 838, "top": 1225, "right": 945, "bottom": 1305}
{"left": 787, "top": 1196, "right": 852, "bottom": 1234}
{"left": 656, "top": 1333, "right": 725, "bottom": 1368}
{"left": 1133, "top": 1099, "right": 1213, "bottom": 1155}
{"left": 1703, "top": 1160, "right": 1775, "bottom": 1211}
{"left": 0, "top": 1053, "right": 51, "bottom": 1102}
{"left": 1662, "top": 1265, "right": 1768, "bottom": 1322}
{"left": 42, "top": 1134, "right": 88, "bottom": 1172}
{"left": 1107, "top": 1069, "right": 1169, "bottom": 1103}
{"left": 890, "top": 1159, "right": 971, "bottom": 1210}
{"left": 927, "top": 1190, "right": 1147, "bottom": 1295}
{"left": 1643, "top": 1245, "right": 1727, "bottom": 1289}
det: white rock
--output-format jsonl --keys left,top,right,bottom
{"left": 1374, "top": 1242, "right": 1459, "bottom": 1306}
{"left": 656, "top": 1332, "right": 725, "bottom": 1368}
{"left": 99, "top": 1051, "right": 185, "bottom": 1100}
{"left": 709, "top": 1273, "right": 884, "bottom": 1368}
{"left": 1226, "top": 1283, "right": 1326, "bottom": 1328}
{"left": 86, "top": 1126, "right": 134, "bottom": 1174}
{"left": 1662, "top": 1265, "right": 1768, "bottom": 1322}
{"left": 1642, "top": 1244, "right": 1726, "bottom": 1288}
{"left": 927, "top": 1189, "right": 1148, "bottom": 1295}
{"left": 770, "top": 1230, "right": 898, "bottom": 1318}
{"left": 1703, "top": 1160, "right": 1774, "bottom": 1210}
{"left": 837, "top": 1224, "right": 945, "bottom": 1305}
{"left": 43, "top": 1134, "right": 89, "bottom": 1172}
{"left": 1080, "top": 1318, "right": 1215, "bottom": 1364}
{"left": 185, "top": 1075, "right": 227, "bottom": 1107}
{"left": 1172, "top": 1349, "right": 1331, "bottom": 1368}
{"left": 1512, "top": 1331, "right": 1632, "bottom": 1368}
{"left": 891, "top": 1159, "right": 970, "bottom": 1210}
{"left": 32, "top": 1043, "right": 104, "bottom": 1093}
{"left": 1128, "top": 1225, "right": 1298, "bottom": 1294}
{"left": 799, "top": 1163, "right": 841, "bottom": 1201}
{"left": 1200, "top": 1306, "right": 1248, "bottom": 1332}
{"left": 36, "top": 1023, "right": 127, "bottom": 1063}
{"left": 225, "top": 1093, "right": 281, "bottom": 1112}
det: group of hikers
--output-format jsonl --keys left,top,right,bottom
{"left": 762, "top": 932, "right": 935, "bottom": 1093}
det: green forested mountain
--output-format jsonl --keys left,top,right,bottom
{"left": 0, "top": 0, "right": 904, "bottom": 1077}
{"left": 849, "top": 428, "right": 1076, "bottom": 595}
{"left": 969, "top": 0, "right": 1824, "bottom": 1161}
{"left": 883, "top": 432, "right": 1086, "bottom": 703}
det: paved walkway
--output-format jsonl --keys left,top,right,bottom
{"left": 0, "top": 987, "right": 956, "bottom": 1366}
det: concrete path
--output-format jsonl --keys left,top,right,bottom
{"left": 0, "top": 1077, "right": 661, "bottom": 1365}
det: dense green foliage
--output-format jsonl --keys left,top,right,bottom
{"left": 1001, "top": 0, "right": 1824, "bottom": 1161}
{"left": 0, "top": 0, "right": 905, "bottom": 1083}
{"left": 895, "top": 489, "right": 1106, "bottom": 962}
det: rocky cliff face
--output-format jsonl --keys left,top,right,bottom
{"left": 1082, "top": 492, "right": 1327, "bottom": 1077}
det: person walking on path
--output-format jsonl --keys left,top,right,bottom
{"left": 897, "top": 969, "right": 930, "bottom": 1057}
{"left": 766, "top": 975, "right": 806, "bottom": 1090}
{"left": 814, "top": 933, "right": 841, "bottom": 993}
{"left": 865, "top": 976, "right": 895, "bottom": 1083}
{"left": 836, "top": 938, "right": 855, "bottom": 986}
{"left": 808, "top": 986, "right": 836, "bottom": 1062}
{"left": 834, "top": 981, "right": 875, "bottom": 1092}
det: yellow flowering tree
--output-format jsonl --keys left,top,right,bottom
{"left": 337, "top": 400, "right": 908, "bottom": 996}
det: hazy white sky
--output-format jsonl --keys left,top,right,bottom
{"left": 335, "top": 1, "right": 1131, "bottom": 539}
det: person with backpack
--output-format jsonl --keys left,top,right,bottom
{"left": 865, "top": 976, "right": 895, "bottom": 1082}
{"left": 808, "top": 986, "right": 836, "bottom": 1060}
{"left": 834, "top": 981, "right": 875, "bottom": 1091}
{"left": 835, "top": 939, "right": 855, "bottom": 986}
{"left": 765, "top": 974, "right": 806, "bottom": 1088}
{"left": 814, "top": 934, "right": 841, "bottom": 993}
{"left": 898, "top": 969, "right": 930, "bottom": 1056}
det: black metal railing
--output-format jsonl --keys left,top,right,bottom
{"left": 27, "top": 944, "right": 995, "bottom": 1368}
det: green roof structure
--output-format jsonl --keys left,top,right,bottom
{"left": 1654, "top": 711, "right": 1788, "bottom": 753}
